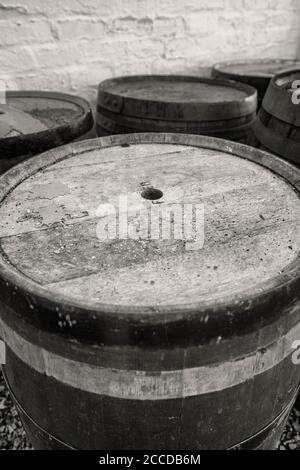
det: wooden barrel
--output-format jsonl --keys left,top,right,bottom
{"left": 212, "top": 59, "right": 300, "bottom": 109}
{"left": 252, "top": 69, "right": 300, "bottom": 166}
{"left": 96, "top": 75, "right": 257, "bottom": 143}
{"left": 0, "top": 91, "right": 94, "bottom": 174}
{"left": 0, "top": 133, "right": 299, "bottom": 450}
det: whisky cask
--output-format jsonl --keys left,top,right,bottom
{"left": 96, "top": 75, "right": 257, "bottom": 143}
{"left": 253, "top": 69, "right": 300, "bottom": 166}
{"left": 212, "top": 59, "right": 300, "bottom": 108}
{"left": 0, "top": 91, "right": 94, "bottom": 174}
{"left": 0, "top": 133, "right": 299, "bottom": 450}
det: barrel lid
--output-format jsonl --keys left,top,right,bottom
{"left": 262, "top": 69, "right": 300, "bottom": 126}
{"left": 0, "top": 91, "right": 93, "bottom": 158}
{"left": 212, "top": 59, "right": 300, "bottom": 79}
{"left": 98, "top": 75, "right": 257, "bottom": 121}
{"left": 0, "top": 104, "right": 47, "bottom": 138}
{"left": 0, "top": 133, "right": 299, "bottom": 344}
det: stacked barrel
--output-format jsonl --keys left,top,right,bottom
{"left": 212, "top": 59, "right": 300, "bottom": 109}
{"left": 0, "top": 63, "right": 300, "bottom": 452}
{"left": 96, "top": 75, "right": 257, "bottom": 143}
{"left": 253, "top": 69, "right": 300, "bottom": 167}
{"left": 0, "top": 91, "right": 94, "bottom": 174}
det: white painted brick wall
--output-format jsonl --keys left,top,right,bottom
{"left": 0, "top": 0, "right": 299, "bottom": 106}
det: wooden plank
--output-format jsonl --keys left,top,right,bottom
{"left": 0, "top": 105, "right": 47, "bottom": 138}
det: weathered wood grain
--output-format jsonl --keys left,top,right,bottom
{"left": 0, "top": 91, "right": 94, "bottom": 171}
{"left": 0, "top": 105, "right": 47, "bottom": 138}
{"left": 0, "top": 141, "right": 299, "bottom": 305}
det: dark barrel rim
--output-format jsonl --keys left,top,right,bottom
{"left": 272, "top": 68, "right": 300, "bottom": 88}
{"left": 97, "top": 75, "right": 257, "bottom": 121}
{"left": 0, "top": 90, "right": 94, "bottom": 158}
{"left": 0, "top": 133, "right": 299, "bottom": 346}
{"left": 212, "top": 59, "right": 300, "bottom": 79}
{"left": 253, "top": 109, "right": 300, "bottom": 164}
{"left": 262, "top": 68, "right": 300, "bottom": 126}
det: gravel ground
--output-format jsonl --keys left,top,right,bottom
{"left": 0, "top": 372, "right": 32, "bottom": 450}
{"left": 0, "top": 371, "right": 299, "bottom": 450}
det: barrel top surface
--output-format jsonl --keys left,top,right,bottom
{"left": 213, "top": 59, "right": 300, "bottom": 78}
{"left": 101, "top": 76, "right": 251, "bottom": 103}
{"left": 100, "top": 75, "right": 248, "bottom": 103}
{"left": 0, "top": 134, "right": 299, "bottom": 312}
{"left": 0, "top": 90, "right": 91, "bottom": 140}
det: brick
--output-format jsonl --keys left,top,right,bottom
{"left": 110, "top": 17, "right": 153, "bottom": 36}
{"left": 151, "top": 57, "right": 186, "bottom": 74}
{"left": 0, "top": 47, "right": 36, "bottom": 73}
{"left": 113, "top": 16, "right": 138, "bottom": 32}
{"left": 224, "top": 0, "right": 244, "bottom": 8}
{"left": 154, "top": 0, "right": 224, "bottom": 15}
{"left": 0, "top": 0, "right": 298, "bottom": 106}
{"left": 82, "top": 40, "right": 128, "bottom": 62}
{"left": 243, "top": 0, "right": 272, "bottom": 9}
{"left": 187, "top": 12, "right": 218, "bottom": 34}
{"left": 165, "top": 37, "right": 198, "bottom": 59}
{"left": 56, "top": 17, "right": 106, "bottom": 41}
{"left": 0, "top": 19, "right": 54, "bottom": 46}
{"left": 69, "top": 62, "right": 113, "bottom": 94}
{"left": 15, "top": 69, "right": 72, "bottom": 92}
{"left": 0, "top": 0, "right": 113, "bottom": 16}
{"left": 153, "top": 17, "right": 186, "bottom": 37}
{"left": 0, "top": 74, "right": 19, "bottom": 92}
{"left": 111, "top": 60, "right": 152, "bottom": 77}
{"left": 33, "top": 43, "right": 85, "bottom": 69}
{"left": 137, "top": 18, "right": 153, "bottom": 35}
{"left": 0, "top": 2, "right": 28, "bottom": 17}
{"left": 126, "top": 38, "right": 165, "bottom": 59}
